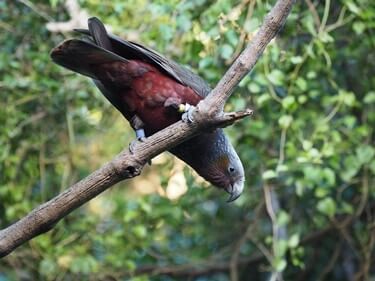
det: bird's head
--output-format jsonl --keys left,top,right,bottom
{"left": 206, "top": 149, "right": 245, "bottom": 202}
{"left": 170, "top": 129, "right": 245, "bottom": 202}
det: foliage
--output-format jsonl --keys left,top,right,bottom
{"left": 0, "top": 0, "right": 374, "bottom": 280}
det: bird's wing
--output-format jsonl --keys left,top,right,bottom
{"left": 74, "top": 28, "right": 212, "bottom": 98}
{"left": 50, "top": 39, "right": 127, "bottom": 80}
{"left": 50, "top": 39, "right": 130, "bottom": 117}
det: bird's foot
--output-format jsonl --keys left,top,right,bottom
{"left": 130, "top": 129, "right": 152, "bottom": 165}
{"left": 129, "top": 128, "right": 146, "bottom": 154}
{"left": 178, "top": 103, "right": 195, "bottom": 123}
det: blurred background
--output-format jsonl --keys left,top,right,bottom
{"left": 0, "top": 0, "right": 374, "bottom": 280}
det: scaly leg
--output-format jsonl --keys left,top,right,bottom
{"left": 128, "top": 115, "right": 152, "bottom": 165}
{"left": 129, "top": 115, "right": 146, "bottom": 153}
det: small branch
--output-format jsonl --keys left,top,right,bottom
{"left": 304, "top": 0, "right": 321, "bottom": 30}
{"left": 264, "top": 183, "right": 286, "bottom": 281}
{"left": 276, "top": 127, "right": 287, "bottom": 170}
{"left": 0, "top": 0, "right": 295, "bottom": 257}
{"left": 230, "top": 201, "right": 264, "bottom": 281}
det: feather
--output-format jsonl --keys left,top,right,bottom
{"left": 50, "top": 39, "right": 127, "bottom": 80}
{"left": 74, "top": 29, "right": 211, "bottom": 97}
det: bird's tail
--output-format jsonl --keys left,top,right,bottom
{"left": 87, "top": 17, "right": 113, "bottom": 51}
{"left": 50, "top": 17, "right": 126, "bottom": 79}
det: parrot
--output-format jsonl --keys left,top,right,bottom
{"left": 50, "top": 17, "right": 245, "bottom": 202}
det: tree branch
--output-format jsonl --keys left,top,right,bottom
{"left": 0, "top": 0, "right": 295, "bottom": 258}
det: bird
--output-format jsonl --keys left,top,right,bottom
{"left": 50, "top": 17, "right": 245, "bottom": 202}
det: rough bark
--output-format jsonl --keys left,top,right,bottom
{"left": 0, "top": 0, "right": 295, "bottom": 258}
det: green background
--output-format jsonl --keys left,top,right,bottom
{"left": 0, "top": 0, "right": 374, "bottom": 280}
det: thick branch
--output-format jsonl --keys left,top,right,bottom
{"left": 0, "top": 0, "right": 295, "bottom": 258}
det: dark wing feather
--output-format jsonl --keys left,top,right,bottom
{"left": 50, "top": 39, "right": 127, "bottom": 79}
{"left": 74, "top": 28, "right": 211, "bottom": 98}
{"left": 50, "top": 39, "right": 130, "bottom": 118}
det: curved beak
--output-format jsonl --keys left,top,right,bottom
{"left": 225, "top": 180, "right": 244, "bottom": 202}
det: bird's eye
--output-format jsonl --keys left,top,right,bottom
{"left": 228, "top": 167, "right": 235, "bottom": 173}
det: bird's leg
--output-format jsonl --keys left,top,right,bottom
{"left": 129, "top": 115, "right": 146, "bottom": 153}
{"left": 128, "top": 115, "right": 152, "bottom": 165}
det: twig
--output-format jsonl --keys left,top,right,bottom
{"left": 264, "top": 183, "right": 287, "bottom": 281}
{"left": 230, "top": 201, "right": 265, "bottom": 281}
{"left": 318, "top": 0, "right": 331, "bottom": 35}
{"left": 0, "top": 0, "right": 295, "bottom": 258}
{"left": 325, "top": 7, "right": 355, "bottom": 33}
{"left": 276, "top": 127, "right": 287, "bottom": 171}
{"left": 304, "top": 0, "right": 321, "bottom": 30}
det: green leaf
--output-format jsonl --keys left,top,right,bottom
{"left": 296, "top": 77, "right": 307, "bottom": 91}
{"left": 248, "top": 82, "right": 261, "bottom": 93}
{"left": 364, "top": 91, "right": 375, "bottom": 104}
{"left": 342, "top": 155, "right": 361, "bottom": 181}
{"left": 39, "top": 258, "right": 57, "bottom": 277}
{"left": 303, "top": 14, "right": 317, "bottom": 36}
{"left": 278, "top": 115, "right": 293, "bottom": 129}
{"left": 267, "top": 69, "right": 285, "bottom": 85}
{"left": 277, "top": 210, "right": 290, "bottom": 226}
{"left": 302, "top": 140, "right": 313, "bottom": 151}
{"left": 282, "top": 96, "right": 296, "bottom": 109}
{"left": 356, "top": 145, "right": 375, "bottom": 165}
{"left": 159, "top": 24, "right": 174, "bottom": 41}
{"left": 353, "top": 21, "right": 366, "bottom": 35}
{"left": 244, "top": 18, "right": 260, "bottom": 32}
{"left": 220, "top": 44, "right": 234, "bottom": 60}
{"left": 346, "top": 1, "right": 361, "bottom": 14}
{"left": 317, "top": 197, "right": 336, "bottom": 217}
{"left": 339, "top": 90, "right": 356, "bottom": 106}
{"left": 133, "top": 225, "right": 147, "bottom": 238}
{"left": 177, "top": 14, "right": 192, "bottom": 32}
{"left": 262, "top": 170, "right": 277, "bottom": 180}
{"left": 70, "top": 256, "right": 98, "bottom": 274}
{"left": 288, "top": 233, "right": 300, "bottom": 248}
{"left": 273, "top": 257, "right": 287, "bottom": 272}
{"left": 290, "top": 56, "right": 303, "bottom": 64}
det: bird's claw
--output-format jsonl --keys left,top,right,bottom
{"left": 129, "top": 137, "right": 145, "bottom": 154}
{"left": 129, "top": 128, "right": 146, "bottom": 154}
{"left": 129, "top": 137, "right": 151, "bottom": 165}
{"left": 179, "top": 103, "right": 195, "bottom": 123}
{"left": 129, "top": 129, "right": 151, "bottom": 165}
